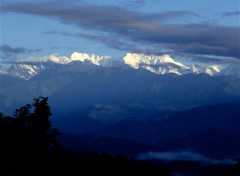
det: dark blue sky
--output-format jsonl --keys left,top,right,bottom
{"left": 0, "top": 0, "right": 239, "bottom": 65}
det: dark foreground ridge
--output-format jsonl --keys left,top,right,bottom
{"left": 0, "top": 97, "right": 170, "bottom": 176}
{"left": 0, "top": 97, "right": 239, "bottom": 176}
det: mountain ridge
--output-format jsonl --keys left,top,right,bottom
{"left": 1, "top": 52, "right": 233, "bottom": 80}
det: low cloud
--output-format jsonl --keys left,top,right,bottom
{"left": 222, "top": 10, "right": 240, "bottom": 16}
{"left": 0, "top": 45, "right": 31, "bottom": 54}
{"left": 138, "top": 151, "right": 237, "bottom": 165}
{"left": 118, "top": 0, "right": 147, "bottom": 9}
{"left": 0, "top": 45, "right": 41, "bottom": 60}
{"left": 52, "top": 46, "right": 76, "bottom": 50}
{"left": 80, "top": 33, "right": 141, "bottom": 53}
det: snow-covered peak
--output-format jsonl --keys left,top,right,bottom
{"left": 190, "top": 64, "right": 199, "bottom": 74}
{"left": 123, "top": 53, "right": 142, "bottom": 68}
{"left": 123, "top": 53, "right": 188, "bottom": 69}
{"left": 160, "top": 54, "right": 180, "bottom": 65}
{"left": 123, "top": 53, "right": 191, "bottom": 75}
{"left": 209, "top": 65, "right": 220, "bottom": 72}
{"left": 49, "top": 55, "right": 71, "bottom": 64}
{"left": 0, "top": 66, "right": 8, "bottom": 74}
{"left": 70, "top": 52, "right": 111, "bottom": 66}
{"left": 47, "top": 52, "right": 112, "bottom": 66}
{"left": 205, "top": 65, "right": 221, "bottom": 76}
{"left": 8, "top": 63, "right": 45, "bottom": 80}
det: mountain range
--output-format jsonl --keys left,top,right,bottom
{"left": 2, "top": 52, "right": 239, "bottom": 80}
{"left": 0, "top": 52, "right": 240, "bottom": 115}
{"left": 0, "top": 51, "right": 240, "bottom": 162}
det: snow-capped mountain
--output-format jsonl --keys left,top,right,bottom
{"left": 123, "top": 53, "right": 190, "bottom": 75}
{"left": 1, "top": 52, "right": 237, "bottom": 80}
{"left": 123, "top": 53, "right": 188, "bottom": 69}
{"left": 3, "top": 52, "right": 112, "bottom": 80}
{"left": 49, "top": 52, "right": 112, "bottom": 66}
{"left": 0, "top": 66, "right": 8, "bottom": 74}
{"left": 49, "top": 55, "right": 71, "bottom": 64}
{"left": 204, "top": 65, "right": 221, "bottom": 76}
{"left": 8, "top": 63, "right": 45, "bottom": 80}
{"left": 123, "top": 53, "right": 218, "bottom": 76}
{"left": 70, "top": 52, "right": 111, "bottom": 66}
{"left": 190, "top": 64, "right": 200, "bottom": 74}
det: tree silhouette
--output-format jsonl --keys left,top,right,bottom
{"left": 30, "top": 97, "right": 60, "bottom": 154}
{"left": 0, "top": 97, "right": 60, "bottom": 162}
